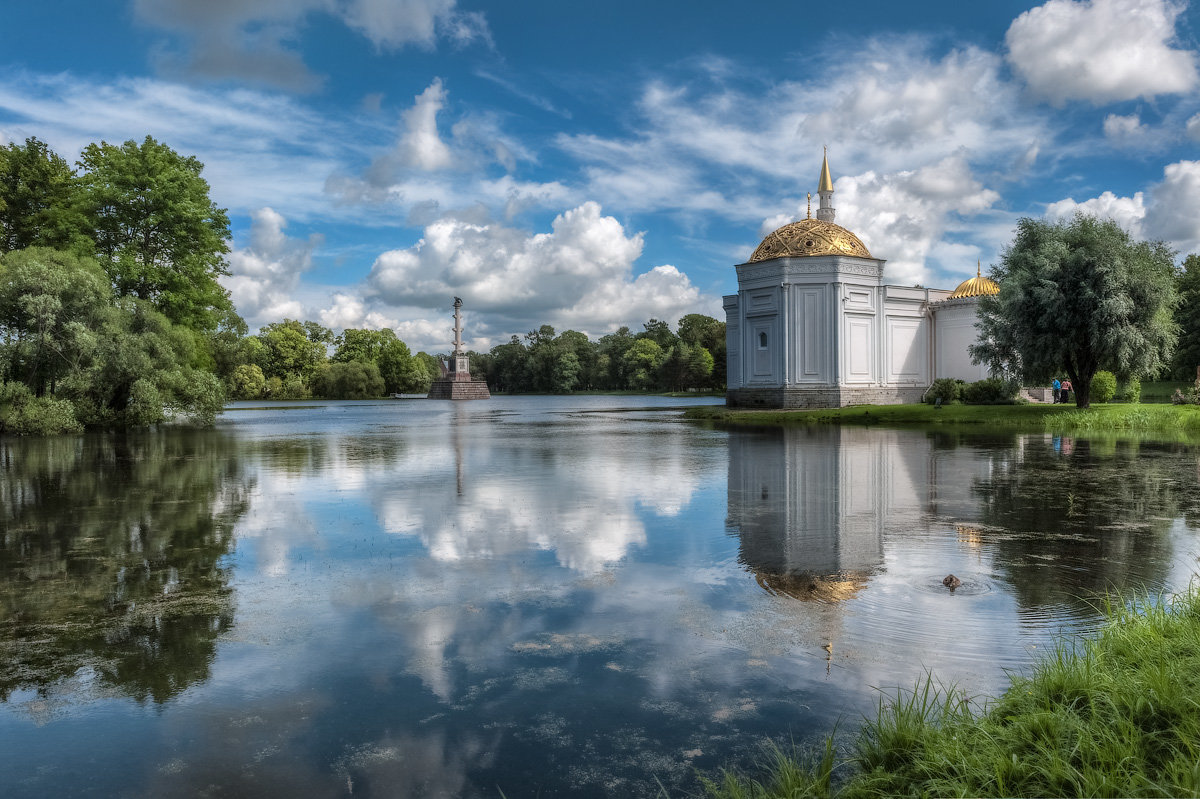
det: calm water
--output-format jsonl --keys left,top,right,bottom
{"left": 3, "top": 396, "right": 1200, "bottom": 797}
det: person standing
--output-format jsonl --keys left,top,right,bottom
{"left": 1061, "top": 378, "right": 1072, "bottom": 404}
{"left": 1052, "top": 377, "right": 1061, "bottom": 403}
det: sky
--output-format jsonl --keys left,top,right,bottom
{"left": 2, "top": 0, "right": 1199, "bottom": 353}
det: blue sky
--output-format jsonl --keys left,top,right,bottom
{"left": 2, "top": 0, "right": 1199, "bottom": 352}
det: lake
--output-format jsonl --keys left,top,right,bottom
{"left": 3, "top": 396, "right": 1200, "bottom": 797}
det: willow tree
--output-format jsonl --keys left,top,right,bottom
{"left": 971, "top": 216, "right": 1177, "bottom": 408}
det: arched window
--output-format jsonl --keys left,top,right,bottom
{"left": 758, "top": 331, "right": 768, "bottom": 349}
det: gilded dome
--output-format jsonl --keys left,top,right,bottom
{"left": 948, "top": 273, "right": 999, "bottom": 299}
{"left": 749, "top": 218, "right": 872, "bottom": 262}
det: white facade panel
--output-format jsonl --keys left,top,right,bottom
{"left": 845, "top": 315, "right": 874, "bottom": 383}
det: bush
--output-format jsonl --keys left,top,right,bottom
{"left": 1091, "top": 370, "right": 1117, "bottom": 403}
{"left": 1119, "top": 377, "right": 1141, "bottom": 403}
{"left": 0, "top": 381, "right": 83, "bottom": 436}
{"left": 311, "top": 361, "right": 385, "bottom": 399}
{"left": 925, "top": 378, "right": 962, "bottom": 405}
{"left": 962, "top": 377, "right": 1018, "bottom": 404}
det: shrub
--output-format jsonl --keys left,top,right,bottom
{"left": 1119, "top": 377, "right": 1141, "bottom": 403}
{"left": 925, "top": 378, "right": 962, "bottom": 405}
{"left": 1091, "top": 370, "right": 1117, "bottom": 403}
{"left": 311, "top": 361, "right": 385, "bottom": 399}
{"left": 0, "top": 381, "right": 83, "bottom": 436}
{"left": 962, "top": 377, "right": 1018, "bottom": 404}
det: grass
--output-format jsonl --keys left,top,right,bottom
{"left": 704, "top": 584, "right": 1200, "bottom": 798}
{"left": 685, "top": 401, "right": 1200, "bottom": 438}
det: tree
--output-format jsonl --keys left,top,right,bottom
{"left": 1171, "top": 254, "right": 1200, "bottom": 379}
{"left": 256, "top": 319, "right": 328, "bottom": 383}
{"left": 78, "top": 136, "right": 234, "bottom": 332}
{"left": 311, "top": 361, "right": 385, "bottom": 399}
{"left": 971, "top": 216, "right": 1178, "bottom": 408}
{"left": 622, "top": 338, "right": 665, "bottom": 390}
{"left": 678, "top": 313, "right": 726, "bottom": 389}
{"left": 0, "top": 137, "right": 90, "bottom": 255}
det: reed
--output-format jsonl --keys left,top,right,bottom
{"left": 705, "top": 584, "right": 1200, "bottom": 798}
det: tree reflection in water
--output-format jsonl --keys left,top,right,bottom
{"left": 973, "top": 435, "right": 1200, "bottom": 609}
{"left": 0, "top": 430, "right": 250, "bottom": 702}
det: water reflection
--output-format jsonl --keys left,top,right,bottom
{"left": 3, "top": 399, "right": 1200, "bottom": 799}
{"left": 0, "top": 431, "right": 249, "bottom": 703}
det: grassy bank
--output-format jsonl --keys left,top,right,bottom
{"left": 685, "top": 402, "right": 1200, "bottom": 436}
{"left": 705, "top": 585, "right": 1200, "bottom": 798}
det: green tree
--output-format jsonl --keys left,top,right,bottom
{"left": 257, "top": 319, "right": 328, "bottom": 383}
{"left": 971, "top": 216, "right": 1178, "bottom": 408}
{"left": 311, "top": 360, "right": 385, "bottom": 399}
{"left": 622, "top": 338, "right": 665, "bottom": 390}
{"left": 0, "top": 247, "right": 111, "bottom": 396}
{"left": 597, "top": 326, "right": 635, "bottom": 389}
{"left": 0, "top": 137, "right": 90, "bottom": 255}
{"left": 78, "top": 136, "right": 234, "bottom": 332}
{"left": 678, "top": 313, "right": 726, "bottom": 388}
{"left": 1171, "top": 254, "right": 1200, "bottom": 379}
{"left": 230, "top": 363, "right": 266, "bottom": 399}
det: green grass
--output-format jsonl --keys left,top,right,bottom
{"left": 1140, "top": 381, "right": 1192, "bottom": 403}
{"left": 685, "top": 401, "right": 1200, "bottom": 438}
{"left": 704, "top": 584, "right": 1200, "bottom": 798}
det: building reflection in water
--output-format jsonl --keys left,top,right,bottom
{"left": 727, "top": 426, "right": 1002, "bottom": 603}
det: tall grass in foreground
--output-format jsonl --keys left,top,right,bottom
{"left": 704, "top": 585, "right": 1200, "bottom": 798}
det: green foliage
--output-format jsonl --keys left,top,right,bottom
{"left": 0, "top": 137, "right": 90, "bottom": 255}
{"left": 256, "top": 319, "right": 328, "bottom": 383}
{"left": 231, "top": 363, "right": 266, "bottom": 399}
{"left": 78, "top": 136, "right": 234, "bottom": 332}
{"left": 622, "top": 338, "right": 665, "bottom": 390}
{"left": 962, "top": 377, "right": 1018, "bottom": 404}
{"left": 1091, "top": 370, "right": 1117, "bottom": 403}
{"left": 1171, "top": 254, "right": 1200, "bottom": 379}
{"left": 707, "top": 585, "right": 1200, "bottom": 799}
{"left": 1120, "top": 377, "right": 1141, "bottom": 403}
{"left": 0, "top": 380, "right": 82, "bottom": 435}
{"left": 973, "top": 215, "right": 1179, "bottom": 408}
{"left": 311, "top": 360, "right": 385, "bottom": 399}
{"left": 925, "top": 378, "right": 962, "bottom": 404}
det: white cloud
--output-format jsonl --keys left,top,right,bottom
{"left": 367, "top": 202, "right": 715, "bottom": 337}
{"left": 1187, "top": 112, "right": 1200, "bottom": 141}
{"left": 383, "top": 79, "right": 453, "bottom": 173}
{"left": 1146, "top": 160, "right": 1200, "bottom": 252}
{"left": 1043, "top": 160, "right": 1200, "bottom": 255}
{"left": 1045, "top": 190, "right": 1147, "bottom": 236}
{"left": 758, "top": 154, "right": 1001, "bottom": 286}
{"left": 224, "top": 207, "right": 323, "bottom": 328}
{"left": 133, "top": 0, "right": 488, "bottom": 90}
{"left": 341, "top": 0, "right": 489, "bottom": 50}
{"left": 1103, "top": 112, "right": 1149, "bottom": 142}
{"left": 1006, "top": 0, "right": 1198, "bottom": 105}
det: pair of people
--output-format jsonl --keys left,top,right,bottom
{"left": 1052, "top": 377, "right": 1073, "bottom": 404}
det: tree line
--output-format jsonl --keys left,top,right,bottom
{"left": 0, "top": 135, "right": 725, "bottom": 434}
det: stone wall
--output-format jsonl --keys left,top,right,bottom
{"left": 427, "top": 378, "right": 492, "bottom": 400}
{"left": 726, "top": 385, "right": 925, "bottom": 409}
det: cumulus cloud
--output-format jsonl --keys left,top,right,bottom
{"left": 759, "top": 154, "right": 1001, "bottom": 286}
{"left": 1103, "top": 112, "right": 1149, "bottom": 142}
{"left": 224, "top": 207, "right": 323, "bottom": 328}
{"left": 133, "top": 0, "right": 488, "bottom": 90}
{"left": 1045, "top": 190, "right": 1147, "bottom": 235}
{"left": 1044, "top": 160, "right": 1200, "bottom": 255}
{"left": 1006, "top": 0, "right": 1198, "bottom": 105}
{"left": 1187, "top": 112, "right": 1200, "bottom": 141}
{"left": 1146, "top": 160, "right": 1200, "bottom": 252}
{"left": 367, "top": 202, "right": 715, "bottom": 336}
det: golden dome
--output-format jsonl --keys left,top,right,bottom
{"left": 948, "top": 264, "right": 999, "bottom": 299}
{"left": 749, "top": 218, "right": 872, "bottom": 262}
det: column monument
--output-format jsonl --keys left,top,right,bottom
{"left": 427, "top": 297, "right": 491, "bottom": 400}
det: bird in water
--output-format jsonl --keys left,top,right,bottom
{"left": 942, "top": 574, "right": 962, "bottom": 589}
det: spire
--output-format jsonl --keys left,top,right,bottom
{"left": 818, "top": 147, "right": 834, "bottom": 193}
{"left": 816, "top": 147, "right": 835, "bottom": 223}
{"left": 977, "top": 260, "right": 982, "bottom": 278}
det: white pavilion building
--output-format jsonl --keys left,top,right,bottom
{"left": 724, "top": 152, "right": 999, "bottom": 408}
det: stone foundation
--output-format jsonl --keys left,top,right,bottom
{"left": 427, "top": 377, "right": 491, "bottom": 400}
{"left": 726, "top": 385, "right": 926, "bottom": 409}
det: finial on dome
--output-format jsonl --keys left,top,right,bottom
{"left": 977, "top": 259, "right": 981, "bottom": 278}
{"left": 818, "top": 147, "right": 834, "bottom": 193}
{"left": 806, "top": 192, "right": 811, "bottom": 219}
{"left": 816, "top": 148, "right": 835, "bottom": 223}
